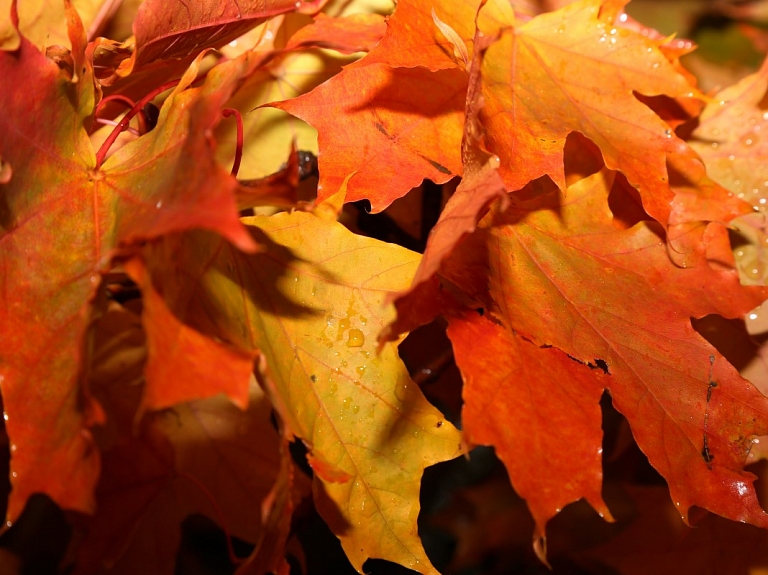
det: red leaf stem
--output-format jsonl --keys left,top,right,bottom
{"left": 94, "top": 79, "right": 181, "bottom": 169}
{"left": 222, "top": 108, "right": 243, "bottom": 178}
{"left": 95, "top": 94, "right": 147, "bottom": 135}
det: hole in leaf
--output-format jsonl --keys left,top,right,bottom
{"left": 590, "top": 358, "right": 610, "bottom": 375}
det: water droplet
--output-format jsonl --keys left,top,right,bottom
{"left": 346, "top": 328, "right": 364, "bottom": 347}
{"left": 742, "top": 134, "right": 757, "bottom": 147}
{"left": 5, "top": 521, "right": 10, "bottom": 528}
{"left": 156, "top": 200, "right": 163, "bottom": 209}
{"left": 557, "top": 24, "right": 565, "bottom": 34}
{"left": 749, "top": 313, "right": 759, "bottom": 320}
{"left": 342, "top": 396, "right": 352, "bottom": 410}
{"left": 329, "top": 382, "right": 338, "bottom": 395}
{"left": 599, "top": 34, "right": 606, "bottom": 43}
{"left": 664, "top": 129, "right": 672, "bottom": 138}
{"left": 356, "top": 365, "right": 367, "bottom": 377}
{"left": 10, "top": 444, "right": 16, "bottom": 452}
{"left": 609, "top": 28, "right": 617, "bottom": 35}
{"left": 11, "top": 472, "right": 17, "bottom": 479}
{"left": 652, "top": 62, "right": 659, "bottom": 69}
{"left": 89, "top": 275, "right": 98, "bottom": 283}
{"left": 352, "top": 405, "right": 360, "bottom": 414}
{"left": 754, "top": 438, "right": 761, "bottom": 444}
{"left": 394, "top": 381, "right": 408, "bottom": 402}
{"left": 619, "top": 12, "right": 628, "bottom": 22}
{"left": 2, "top": 413, "right": 7, "bottom": 422}
{"left": 413, "top": 429, "right": 421, "bottom": 438}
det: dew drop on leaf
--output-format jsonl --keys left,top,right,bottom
{"left": 346, "top": 328, "right": 365, "bottom": 347}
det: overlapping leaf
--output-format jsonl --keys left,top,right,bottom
{"left": 273, "top": 61, "right": 466, "bottom": 211}
{"left": 436, "top": 167, "right": 768, "bottom": 531}
{"left": 690, "top": 56, "right": 768, "bottom": 286}
{"left": 446, "top": 310, "right": 612, "bottom": 557}
{"left": 475, "top": 0, "right": 701, "bottom": 224}
{"left": 214, "top": 15, "right": 361, "bottom": 180}
{"left": 134, "top": 212, "right": 462, "bottom": 574}
{"left": 0, "top": 21, "right": 254, "bottom": 521}
{"left": 133, "top": 0, "right": 325, "bottom": 68}
{"left": 285, "top": 13, "right": 386, "bottom": 54}
{"left": 74, "top": 304, "right": 295, "bottom": 574}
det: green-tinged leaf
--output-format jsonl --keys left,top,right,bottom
{"left": 135, "top": 211, "right": 462, "bottom": 574}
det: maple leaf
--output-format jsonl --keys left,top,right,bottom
{"left": 214, "top": 15, "right": 362, "bottom": 180}
{"left": 0, "top": 18, "right": 255, "bottom": 521}
{"left": 74, "top": 304, "right": 299, "bottom": 574}
{"left": 392, "top": 163, "right": 768, "bottom": 554}
{"left": 446, "top": 310, "right": 612, "bottom": 558}
{"left": 690, "top": 56, "right": 768, "bottom": 285}
{"left": 285, "top": 12, "right": 387, "bottom": 54}
{"left": 451, "top": 168, "right": 768, "bottom": 525}
{"left": 272, "top": 60, "right": 466, "bottom": 211}
{"left": 132, "top": 0, "right": 326, "bottom": 69}
{"left": 474, "top": 0, "right": 702, "bottom": 225}
{"left": 133, "top": 211, "right": 462, "bottom": 573}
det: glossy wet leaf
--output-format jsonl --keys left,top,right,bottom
{"left": 135, "top": 212, "right": 462, "bottom": 573}
{"left": 475, "top": 0, "right": 700, "bottom": 225}
{"left": 436, "top": 167, "right": 768, "bottom": 530}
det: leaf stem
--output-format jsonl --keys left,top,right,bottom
{"left": 94, "top": 79, "right": 181, "bottom": 169}
{"left": 95, "top": 95, "right": 147, "bottom": 135}
{"left": 222, "top": 108, "right": 244, "bottom": 178}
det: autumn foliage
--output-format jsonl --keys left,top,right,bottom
{"left": 4, "top": 0, "right": 768, "bottom": 572}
